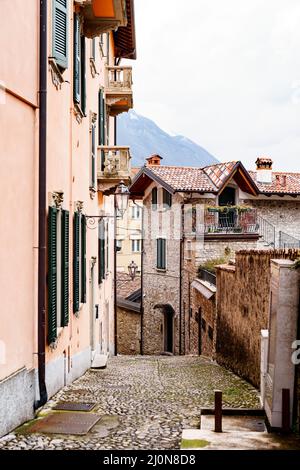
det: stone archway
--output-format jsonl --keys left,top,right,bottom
{"left": 154, "top": 304, "right": 175, "bottom": 354}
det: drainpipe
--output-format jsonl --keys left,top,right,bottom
{"left": 35, "top": 0, "right": 48, "bottom": 409}
{"left": 114, "top": 194, "right": 118, "bottom": 355}
{"left": 140, "top": 203, "right": 144, "bottom": 354}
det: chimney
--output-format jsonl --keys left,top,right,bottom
{"left": 276, "top": 174, "right": 287, "bottom": 187}
{"left": 256, "top": 157, "right": 273, "bottom": 184}
{"left": 146, "top": 154, "right": 163, "bottom": 166}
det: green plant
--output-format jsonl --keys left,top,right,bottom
{"left": 198, "top": 256, "right": 228, "bottom": 274}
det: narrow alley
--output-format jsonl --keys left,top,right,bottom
{"left": 0, "top": 356, "right": 259, "bottom": 450}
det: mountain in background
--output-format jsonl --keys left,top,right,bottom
{"left": 117, "top": 110, "right": 219, "bottom": 167}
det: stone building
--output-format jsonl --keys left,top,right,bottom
{"left": 130, "top": 155, "right": 300, "bottom": 356}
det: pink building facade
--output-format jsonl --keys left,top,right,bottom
{"left": 0, "top": 0, "right": 135, "bottom": 436}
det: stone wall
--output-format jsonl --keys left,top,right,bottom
{"left": 243, "top": 199, "right": 300, "bottom": 246}
{"left": 196, "top": 239, "right": 259, "bottom": 264}
{"left": 117, "top": 306, "right": 141, "bottom": 355}
{"left": 142, "top": 192, "right": 182, "bottom": 355}
{"left": 191, "top": 284, "right": 216, "bottom": 358}
{"left": 216, "top": 249, "right": 300, "bottom": 387}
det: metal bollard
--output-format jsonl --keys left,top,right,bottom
{"left": 282, "top": 388, "right": 290, "bottom": 433}
{"left": 214, "top": 390, "right": 222, "bottom": 432}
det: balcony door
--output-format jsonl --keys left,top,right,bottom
{"left": 218, "top": 186, "right": 236, "bottom": 229}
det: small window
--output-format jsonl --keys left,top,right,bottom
{"left": 163, "top": 189, "right": 172, "bottom": 209}
{"left": 208, "top": 326, "right": 213, "bottom": 340}
{"left": 73, "top": 211, "right": 87, "bottom": 312}
{"left": 116, "top": 239, "right": 122, "bottom": 252}
{"left": 131, "top": 205, "right": 141, "bottom": 219}
{"left": 152, "top": 188, "right": 158, "bottom": 210}
{"left": 132, "top": 240, "right": 141, "bottom": 253}
{"left": 201, "top": 318, "right": 206, "bottom": 331}
{"left": 157, "top": 238, "right": 166, "bottom": 270}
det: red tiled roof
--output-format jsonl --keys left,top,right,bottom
{"left": 117, "top": 273, "right": 141, "bottom": 298}
{"left": 131, "top": 161, "right": 300, "bottom": 196}
{"left": 148, "top": 166, "right": 217, "bottom": 192}
{"left": 249, "top": 171, "right": 300, "bottom": 195}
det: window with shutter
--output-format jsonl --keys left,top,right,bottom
{"left": 98, "top": 219, "right": 106, "bottom": 283}
{"left": 81, "top": 215, "right": 87, "bottom": 303}
{"left": 73, "top": 211, "right": 80, "bottom": 312}
{"left": 152, "top": 188, "right": 158, "bottom": 210}
{"left": 61, "top": 210, "right": 69, "bottom": 326}
{"left": 91, "top": 124, "right": 96, "bottom": 188}
{"left": 52, "top": 0, "right": 68, "bottom": 69}
{"left": 48, "top": 207, "right": 57, "bottom": 344}
{"left": 73, "top": 13, "right": 81, "bottom": 103}
{"left": 163, "top": 189, "right": 172, "bottom": 209}
{"left": 157, "top": 238, "right": 166, "bottom": 270}
{"left": 81, "top": 34, "right": 86, "bottom": 115}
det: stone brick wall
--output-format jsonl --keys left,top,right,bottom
{"left": 191, "top": 286, "right": 216, "bottom": 358}
{"left": 117, "top": 306, "right": 141, "bottom": 355}
{"left": 243, "top": 199, "right": 300, "bottom": 246}
{"left": 196, "top": 239, "right": 259, "bottom": 264}
{"left": 142, "top": 192, "right": 182, "bottom": 355}
{"left": 216, "top": 249, "right": 300, "bottom": 387}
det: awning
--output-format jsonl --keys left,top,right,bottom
{"left": 191, "top": 279, "right": 216, "bottom": 300}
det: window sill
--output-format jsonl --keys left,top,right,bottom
{"left": 48, "top": 58, "right": 65, "bottom": 90}
{"left": 156, "top": 268, "right": 167, "bottom": 273}
{"left": 74, "top": 103, "right": 86, "bottom": 123}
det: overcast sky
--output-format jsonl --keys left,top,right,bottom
{"left": 129, "top": 0, "right": 300, "bottom": 172}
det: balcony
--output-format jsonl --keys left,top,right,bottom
{"left": 204, "top": 207, "right": 260, "bottom": 240}
{"left": 97, "top": 146, "right": 131, "bottom": 188}
{"left": 104, "top": 66, "right": 133, "bottom": 116}
{"left": 77, "top": 0, "right": 127, "bottom": 38}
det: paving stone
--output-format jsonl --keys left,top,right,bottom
{"left": 0, "top": 356, "right": 260, "bottom": 450}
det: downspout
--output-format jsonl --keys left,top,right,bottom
{"left": 179, "top": 203, "right": 184, "bottom": 355}
{"left": 35, "top": 0, "right": 48, "bottom": 408}
{"left": 114, "top": 195, "right": 118, "bottom": 355}
{"left": 140, "top": 203, "right": 144, "bottom": 354}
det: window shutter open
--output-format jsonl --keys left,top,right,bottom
{"left": 98, "top": 220, "right": 105, "bottom": 283}
{"left": 73, "top": 211, "right": 80, "bottom": 312}
{"left": 81, "top": 214, "right": 87, "bottom": 303}
{"left": 81, "top": 35, "right": 86, "bottom": 115}
{"left": 73, "top": 13, "right": 81, "bottom": 104}
{"left": 61, "top": 209, "right": 69, "bottom": 326}
{"left": 48, "top": 206, "right": 57, "bottom": 344}
{"left": 53, "top": 0, "right": 68, "bottom": 69}
{"left": 91, "top": 125, "right": 96, "bottom": 188}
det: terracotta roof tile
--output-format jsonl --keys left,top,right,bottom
{"left": 148, "top": 166, "right": 217, "bottom": 192}
{"left": 249, "top": 171, "right": 300, "bottom": 194}
{"left": 117, "top": 273, "right": 141, "bottom": 298}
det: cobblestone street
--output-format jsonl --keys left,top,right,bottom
{"left": 0, "top": 356, "right": 260, "bottom": 450}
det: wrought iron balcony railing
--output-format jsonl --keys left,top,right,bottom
{"left": 104, "top": 66, "right": 133, "bottom": 116}
{"left": 97, "top": 146, "right": 131, "bottom": 183}
{"left": 204, "top": 207, "right": 259, "bottom": 235}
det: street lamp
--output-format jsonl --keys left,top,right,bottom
{"left": 85, "top": 180, "right": 129, "bottom": 229}
{"left": 115, "top": 180, "right": 130, "bottom": 218}
{"left": 128, "top": 260, "right": 138, "bottom": 280}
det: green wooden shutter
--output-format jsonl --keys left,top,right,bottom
{"left": 162, "top": 239, "right": 166, "bottom": 269}
{"left": 48, "top": 206, "right": 57, "bottom": 344}
{"left": 98, "top": 90, "right": 105, "bottom": 171}
{"left": 91, "top": 125, "right": 96, "bottom": 188}
{"left": 61, "top": 209, "right": 69, "bottom": 326}
{"left": 98, "top": 220, "right": 105, "bottom": 283}
{"left": 81, "top": 214, "right": 87, "bottom": 303}
{"left": 157, "top": 239, "right": 161, "bottom": 269}
{"left": 52, "top": 0, "right": 68, "bottom": 69}
{"left": 73, "top": 13, "right": 80, "bottom": 104}
{"left": 73, "top": 211, "right": 80, "bottom": 312}
{"left": 81, "top": 35, "right": 86, "bottom": 115}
